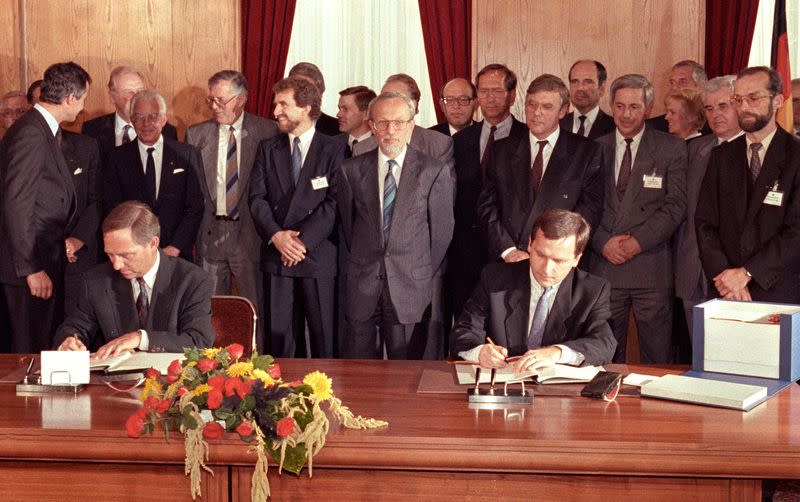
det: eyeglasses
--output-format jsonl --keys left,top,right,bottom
{"left": 441, "top": 96, "right": 474, "bottom": 106}
{"left": 205, "top": 94, "right": 240, "bottom": 108}
{"left": 477, "top": 88, "right": 508, "bottom": 98}
{"left": 372, "top": 119, "right": 412, "bottom": 131}
{"left": 131, "top": 113, "right": 163, "bottom": 124}
{"left": 0, "top": 108, "right": 28, "bottom": 118}
{"left": 730, "top": 93, "right": 774, "bottom": 107}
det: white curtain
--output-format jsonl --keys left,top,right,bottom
{"left": 747, "top": 0, "right": 800, "bottom": 77}
{"left": 285, "top": 0, "right": 437, "bottom": 128}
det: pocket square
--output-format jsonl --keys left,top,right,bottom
{"left": 73, "top": 168, "right": 83, "bottom": 175}
{"left": 173, "top": 168, "right": 185, "bottom": 174}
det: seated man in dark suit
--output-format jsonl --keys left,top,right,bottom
{"left": 452, "top": 209, "right": 616, "bottom": 370}
{"left": 104, "top": 90, "right": 204, "bottom": 260}
{"left": 54, "top": 201, "right": 214, "bottom": 358}
{"left": 81, "top": 66, "right": 178, "bottom": 161}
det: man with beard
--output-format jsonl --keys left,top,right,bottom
{"left": 696, "top": 66, "right": 800, "bottom": 303}
{"left": 249, "top": 76, "right": 344, "bottom": 358}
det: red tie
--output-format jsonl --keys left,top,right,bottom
{"left": 531, "top": 140, "right": 547, "bottom": 197}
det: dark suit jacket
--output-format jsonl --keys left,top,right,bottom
{"left": 249, "top": 131, "right": 344, "bottom": 277}
{"left": 53, "top": 250, "right": 214, "bottom": 351}
{"left": 185, "top": 113, "right": 279, "bottom": 264}
{"left": 478, "top": 128, "right": 604, "bottom": 259}
{"left": 429, "top": 122, "right": 452, "bottom": 136}
{"left": 451, "top": 262, "right": 616, "bottom": 365}
{"left": 0, "top": 108, "right": 77, "bottom": 284}
{"left": 104, "top": 137, "right": 204, "bottom": 258}
{"left": 338, "top": 146, "right": 455, "bottom": 323}
{"left": 675, "top": 134, "right": 718, "bottom": 300}
{"left": 560, "top": 109, "right": 615, "bottom": 140}
{"left": 589, "top": 127, "right": 687, "bottom": 289}
{"left": 695, "top": 127, "right": 800, "bottom": 302}
{"left": 82, "top": 112, "right": 178, "bottom": 162}
{"left": 61, "top": 131, "right": 102, "bottom": 274}
{"left": 315, "top": 112, "right": 340, "bottom": 136}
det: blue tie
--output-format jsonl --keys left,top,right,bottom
{"left": 527, "top": 286, "right": 554, "bottom": 349}
{"left": 291, "top": 136, "right": 302, "bottom": 185}
{"left": 383, "top": 160, "right": 397, "bottom": 245}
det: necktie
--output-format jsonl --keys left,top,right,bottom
{"left": 55, "top": 128, "right": 63, "bottom": 147}
{"left": 527, "top": 286, "right": 554, "bottom": 350}
{"left": 616, "top": 138, "right": 633, "bottom": 201}
{"left": 480, "top": 125, "right": 497, "bottom": 182}
{"left": 531, "top": 140, "right": 547, "bottom": 197}
{"left": 346, "top": 138, "right": 357, "bottom": 159}
{"left": 383, "top": 160, "right": 397, "bottom": 246}
{"left": 226, "top": 126, "right": 239, "bottom": 218}
{"left": 122, "top": 124, "right": 132, "bottom": 144}
{"left": 577, "top": 115, "right": 587, "bottom": 137}
{"left": 145, "top": 147, "right": 156, "bottom": 203}
{"left": 749, "top": 143, "right": 763, "bottom": 182}
{"left": 136, "top": 277, "right": 149, "bottom": 329}
{"left": 291, "top": 136, "right": 302, "bottom": 185}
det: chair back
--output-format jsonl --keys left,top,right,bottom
{"left": 211, "top": 295, "right": 257, "bottom": 357}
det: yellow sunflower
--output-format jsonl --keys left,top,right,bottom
{"left": 202, "top": 347, "right": 221, "bottom": 359}
{"left": 192, "top": 383, "right": 212, "bottom": 396}
{"left": 252, "top": 369, "right": 275, "bottom": 386}
{"left": 303, "top": 371, "right": 333, "bottom": 401}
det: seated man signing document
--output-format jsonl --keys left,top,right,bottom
{"left": 54, "top": 201, "right": 214, "bottom": 358}
{"left": 451, "top": 209, "right": 616, "bottom": 372}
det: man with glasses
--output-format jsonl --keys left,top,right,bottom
{"left": 561, "top": 60, "right": 615, "bottom": 140}
{"left": 430, "top": 78, "right": 477, "bottom": 136}
{"left": 338, "top": 92, "right": 454, "bottom": 359}
{"left": 696, "top": 66, "right": 800, "bottom": 303}
{"left": 185, "top": 70, "right": 277, "bottom": 345}
{"left": 0, "top": 91, "right": 30, "bottom": 138}
{"left": 82, "top": 66, "right": 178, "bottom": 161}
{"left": 104, "top": 90, "right": 204, "bottom": 261}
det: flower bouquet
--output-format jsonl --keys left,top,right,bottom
{"left": 125, "top": 343, "right": 388, "bottom": 501}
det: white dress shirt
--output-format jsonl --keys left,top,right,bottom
{"left": 614, "top": 127, "right": 646, "bottom": 183}
{"left": 215, "top": 113, "right": 244, "bottom": 215}
{"left": 571, "top": 106, "right": 600, "bottom": 137}
{"left": 134, "top": 252, "right": 160, "bottom": 351}
{"left": 114, "top": 112, "right": 136, "bottom": 146}
{"left": 137, "top": 136, "right": 165, "bottom": 198}
{"left": 33, "top": 104, "right": 59, "bottom": 135}
{"left": 377, "top": 147, "right": 407, "bottom": 227}
{"left": 288, "top": 125, "right": 316, "bottom": 168}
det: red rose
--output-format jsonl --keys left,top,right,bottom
{"left": 224, "top": 377, "right": 241, "bottom": 397}
{"left": 206, "top": 390, "right": 224, "bottom": 409}
{"left": 135, "top": 407, "right": 148, "bottom": 420}
{"left": 226, "top": 343, "right": 244, "bottom": 360}
{"left": 235, "top": 421, "right": 254, "bottom": 437}
{"left": 276, "top": 417, "right": 295, "bottom": 438}
{"left": 167, "top": 359, "right": 183, "bottom": 376}
{"left": 144, "top": 396, "right": 159, "bottom": 410}
{"left": 156, "top": 399, "right": 171, "bottom": 414}
{"left": 145, "top": 368, "right": 160, "bottom": 379}
{"left": 165, "top": 373, "right": 179, "bottom": 384}
{"left": 268, "top": 363, "right": 281, "bottom": 380}
{"left": 125, "top": 413, "right": 145, "bottom": 438}
{"left": 236, "top": 379, "right": 255, "bottom": 399}
{"left": 203, "top": 421, "right": 224, "bottom": 439}
{"left": 177, "top": 386, "right": 189, "bottom": 396}
{"left": 207, "top": 375, "right": 226, "bottom": 390}
{"left": 197, "top": 358, "right": 218, "bottom": 372}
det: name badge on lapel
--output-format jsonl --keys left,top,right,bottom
{"left": 764, "top": 180, "right": 784, "bottom": 207}
{"left": 642, "top": 172, "right": 662, "bottom": 189}
{"left": 311, "top": 176, "right": 329, "bottom": 190}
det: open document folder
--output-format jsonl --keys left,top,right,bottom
{"left": 455, "top": 362, "right": 602, "bottom": 385}
{"left": 90, "top": 352, "right": 185, "bottom": 374}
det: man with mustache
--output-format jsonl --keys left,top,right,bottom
{"left": 696, "top": 66, "right": 800, "bottom": 303}
{"left": 560, "top": 60, "right": 615, "bottom": 140}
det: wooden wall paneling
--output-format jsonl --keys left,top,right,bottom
{"left": 0, "top": 0, "right": 23, "bottom": 94}
{"left": 473, "top": 0, "right": 705, "bottom": 120}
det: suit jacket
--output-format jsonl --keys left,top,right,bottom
{"left": 588, "top": 127, "right": 687, "bottom": 289}
{"left": 478, "top": 128, "right": 604, "bottom": 259}
{"left": 695, "top": 127, "right": 800, "bottom": 302}
{"left": 451, "top": 262, "right": 616, "bottom": 365}
{"left": 675, "top": 134, "right": 718, "bottom": 299}
{"left": 429, "top": 122, "right": 452, "bottom": 136}
{"left": 352, "top": 125, "right": 455, "bottom": 171}
{"left": 315, "top": 112, "right": 340, "bottom": 136}
{"left": 338, "top": 146, "right": 455, "bottom": 323}
{"left": 82, "top": 112, "right": 178, "bottom": 162}
{"left": 0, "top": 108, "right": 77, "bottom": 284}
{"left": 449, "top": 119, "right": 527, "bottom": 277}
{"left": 60, "top": 130, "right": 102, "bottom": 274}
{"left": 185, "top": 113, "right": 278, "bottom": 264}
{"left": 104, "top": 137, "right": 204, "bottom": 258}
{"left": 560, "top": 109, "right": 616, "bottom": 140}
{"left": 53, "top": 250, "right": 214, "bottom": 351}
{"left": 249, "top": 131, "right": 344, "bottom": 277}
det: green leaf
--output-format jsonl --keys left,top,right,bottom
{"left": 182, "top": 415, "right": 197, "bottom": 430}
{"left": 213, "top": 408, "right": 234, "bottom": 421}
{"left": 225, "top": 415, "right": 239, "bottom": 430}
{"left": 241, "top": 395, "right": 256, "bottom": 411}
{"left": 251, "top": 355, "right": 272, "bottom": 370}
{"left": 184, "top": 347, "right": 202, "bottom": 361}
{"left": 267, "top": 440, "right": 307, "bottom": 475}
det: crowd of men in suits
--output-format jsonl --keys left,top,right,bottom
{"left": 0, "top": 57, "right": 798, "bottom": 366}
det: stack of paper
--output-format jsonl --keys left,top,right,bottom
{"left": 641, "top": 374, "right": 768, "bottom": 411}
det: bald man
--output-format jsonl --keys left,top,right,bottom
{"left": 430, "top": 78, "right": 477, "bottom": 136}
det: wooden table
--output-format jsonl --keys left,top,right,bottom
{"left": 0, "top": 356, "right": 797, "bottom": 501}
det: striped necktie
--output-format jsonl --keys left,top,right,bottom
{"left": 226, "top": 126, "right": 239, "bottom": 218}
{"left": 383, "top": 159, "right": 397, "bottom": 245}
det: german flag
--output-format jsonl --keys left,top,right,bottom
{"left": 771, "top": 0, "right": 793, "bottom": 132}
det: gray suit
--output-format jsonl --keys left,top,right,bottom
{"left": 589, "top": 127, "right": 687, "bottom": 363}
{"left": 675, "top": 134, "right": 718, "bottom": 333}
{"left": 185, "top": 112, "right": 278, "bottom": 341}
{"left": 338, "top": 146, "right": 454, "bottom": 359}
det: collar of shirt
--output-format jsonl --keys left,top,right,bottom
{"left": 480, "top": 114, "right": 514, "bottom": 157}
{"left": 137, "top": 135, "right": 164, "bottom": 158}
{"left": 528, "top": 269, "right": 563, "bottom": 332}
{"left": 114, "top": 112, "right": 134, "bottom": 134}
{"left": 132, "top": 250, "right": 160, "bottom": 301}
{"left": 722, "top": 130, "right": 744, "bottom": 144}
{"left": 288, "top": 126, "right": 316, "bottom": 166}
{"left": 378, "top": 146, "right": 408, "bottom": 171}
{"left": 572, "top": 106, "right": 600, "bottom": 134}
{"left": 349, "top": 130, "right": 372, "bottom": 148}
{"left": 218, "top": 112, "right": 245, "bottom": 135}
{"left": 746, "top": 126, "right": 778, "bottom": 168}
{"left": 529, "top": 126, "right": 560, "bottom": 174}
{"left": 33, "top": 104, "right": 59, "bottom": 135}
{"left": 613, "top": 126, "right": 646, "bottom": 177}
{"left": 685, "top": 131, "right": 703, "bottom": 141}
{"left": 449, "top": 121, "right": 471, "bottom": 136}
